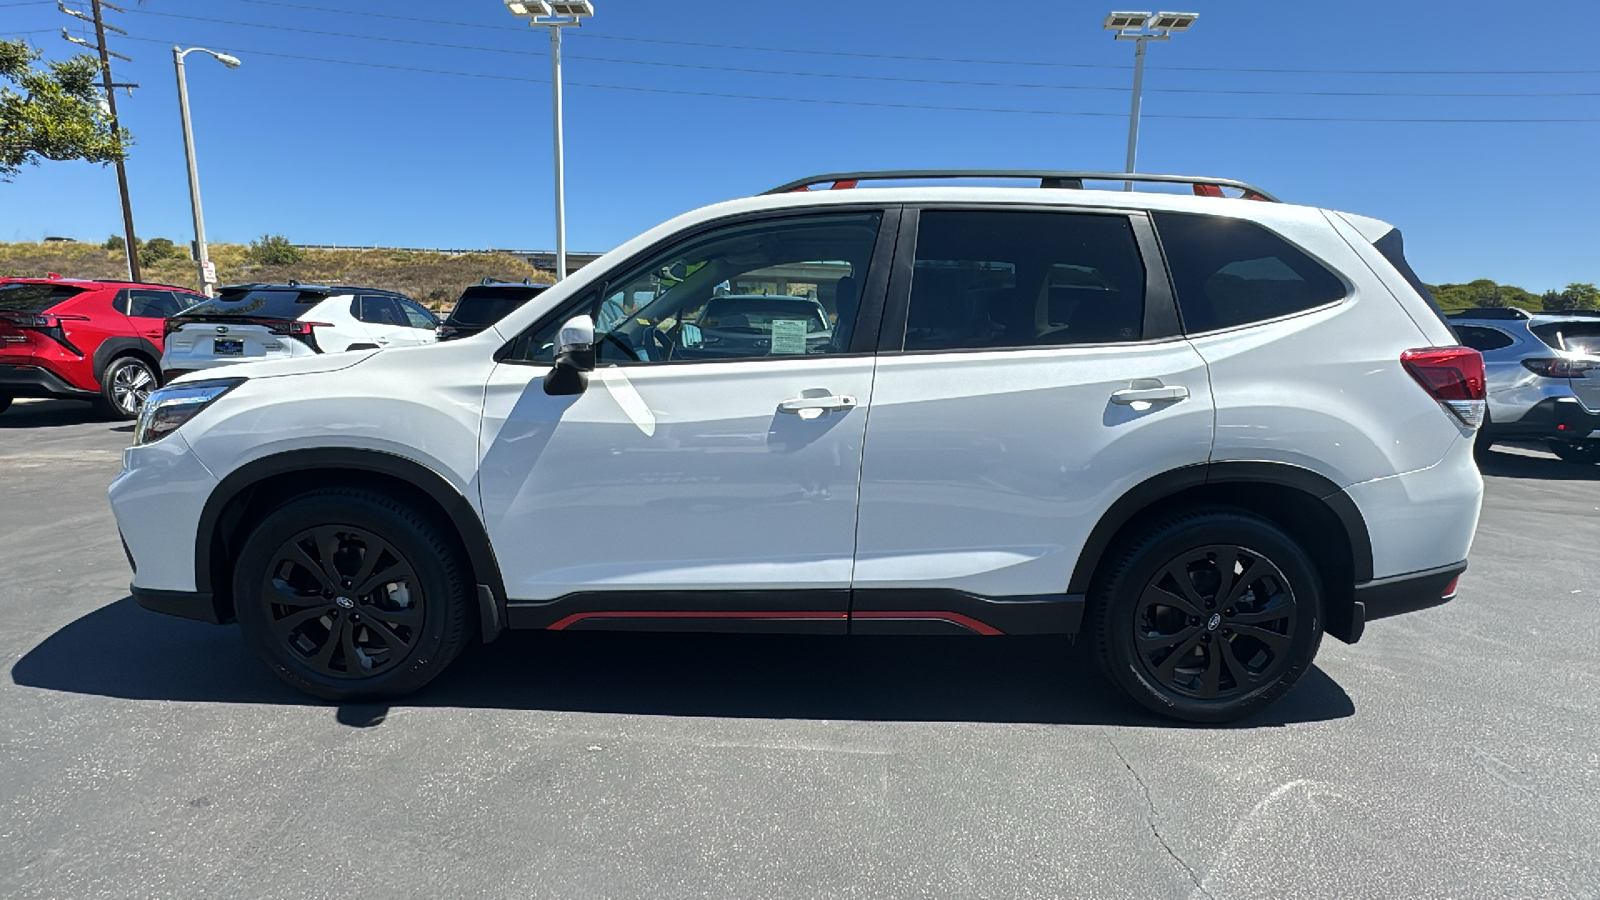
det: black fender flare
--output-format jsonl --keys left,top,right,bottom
{"left": 1065, "top": 460, "right": 1374, "bottom": 595}
{"left": 195, "top": 448, "right": 507, "bottom": 609}
{"left": 93, "top": 336, "right": 163, "bottom": 385}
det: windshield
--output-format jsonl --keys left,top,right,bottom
{"left": 447, "top": 286, "right": 544, "bottom": 328}
{"left": 1532, "top": 321, "right": 1600, "bottom": 356}
{"left": 176, "top": 289, "right": 325, "bottom": 320}
{"left": 0, "top": 283, "right": 88, "bottom": 313}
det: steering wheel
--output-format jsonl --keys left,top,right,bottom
{"left": 645, "top": 326, "right": 674, "bottom": 361}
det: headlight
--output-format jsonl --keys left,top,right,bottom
{"left": 134, "top": 378, "right": 245, "bottom": 445}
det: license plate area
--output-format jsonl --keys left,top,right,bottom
{"left": 213, "top": 339, "right": 244, "bottom": 356}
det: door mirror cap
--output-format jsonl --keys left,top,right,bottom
{"left": 557, "top": 314, "right": 595, "bottom": 354}
{"left": 545, "top": 314, "right": 596, "bottom": 396}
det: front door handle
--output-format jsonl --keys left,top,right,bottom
{"left": 1110, "top": 385, "right": 1190, "bottom": 405}
{"left": 777, "top": 393, "right": 857, "bottom": 416}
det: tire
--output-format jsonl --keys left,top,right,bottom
{"left": 1473, "top": 411, "right": 1493, "bottom": 459}
{"left": 0, "top": 393, "right": 11, "bottom": 415}
{"left": 232, "top": 488, "right": 475, "bottom": 701}
{"left": 97, "top": 356, "right": 159, "bottom": 420}
{"left": 1548, "top": 439, "right": 1600, "bottom": 466}
{"left": 1089, "top": 509, "right": 1324, "bottom": 724}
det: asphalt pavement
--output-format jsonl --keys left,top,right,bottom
{"left": 1, "top": 397, "right": 1597, "bottom": 899}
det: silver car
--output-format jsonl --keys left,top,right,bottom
{"left": 1450, "top": 308, "right": 1600, "bottom": 464}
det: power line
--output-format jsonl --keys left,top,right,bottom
{"left": 113, "top": 34, "right": 1600, "bottom": 124}
{"left": 118, "top": 8, "right": 1600, "bottom": 99}
{"left": 219, "top": 0, "right": 1600, "bottom": 77}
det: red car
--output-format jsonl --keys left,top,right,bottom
{"left": 0, "top": 276, "right": 205, "bottom": 419}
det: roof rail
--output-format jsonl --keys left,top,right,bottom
{"left": 763, "top": 170, "right": 1279, "bottom": 202}
{"left": 1446, "top": 307, "right": 1533, "bottom": 320}
{"left": 1539, "top": 308, "right": 1600, "bottom": 318}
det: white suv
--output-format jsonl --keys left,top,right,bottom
{"left": 161, "top": 282, "right": 437, "bottom": 379}
{"left": 111, "top": 171, "right": 1486, "bottom": 722}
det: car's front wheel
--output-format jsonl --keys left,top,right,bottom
{"left": 232, "top": 488, "right": 474, "bottom": 701}
{"left": 1548, "top": 439, "right": 1600, "bottom": 466}
{"left": 97, "top": 356, "right": 158, "bottom": 420}
{"left": 1090, "top": 510, "right": 1323, "bottom": 724}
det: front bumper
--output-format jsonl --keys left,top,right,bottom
{"left": 132, "top": 586, "right": 226, "bottom": 624}
{"left": 1486, "top": 397, "right": 1600, "bottom": 441}
{"left": 0, "top": 363, "right": 97, "bottom": 399}
{"left": 109, "top": 432, "right": 219, "bottom": 596}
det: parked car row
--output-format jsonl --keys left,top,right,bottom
{"left": 0, "top": 274, "right": 551, "bottom": 419}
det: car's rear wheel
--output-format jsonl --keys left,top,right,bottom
{"left": 232, "top": 488, "right": 474, "bottom": 701}
{"left": 1548, "top": 439, "right": 1600, "bottom": 465}
{"left": 97, "top": 356, "right": 158, "bottom": 420}
{"left": 1090, "top": 510, "right": 1323, "bottom": 724}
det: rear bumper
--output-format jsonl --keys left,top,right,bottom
{"left": 1340, "top": 561, "right": 1467, "bottom": 642}
{"left": 1486, "top": 397, "right": 1600, "bottom": 441}
{"left": 132, "top": 586, "right": 226, "bottom": 624}
{"left": 0, "top": 363, "right": 96, "bottom": 399}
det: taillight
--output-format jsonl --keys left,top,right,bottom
{"left": 269, "top": 321, "right": 331, "bottom": 353}
{"left": 164, "top": 318, "right": 187, "bottom": 336}
{"left": 1522, "top": 357, "right": 1596, "bottom": 379}
{"left": 0, "top": 313, "right": 87, "bottom": 355}
{"left": 1402, "top": 346, "right": 1486, "bottom": 429}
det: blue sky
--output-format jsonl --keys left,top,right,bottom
{"left": 3, "top": 0, "right": 1597, "bottom": 290}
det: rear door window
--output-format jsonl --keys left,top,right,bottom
{"left": 0, "top": 283, "right": 88, "bottom": 312}
{"left": 357, "top": 295, "right": 406, "bottom": 327}
{"left": 1454, "top": 325, "right": 1516, "bottom": 353}
{"left": 901, "top": 210, "right": 1147, "bottom": 351}
{"left": 124, "top": 289, "right": 185, "bottom": 319}
{"left": 1155, "top": 212, "right": 1347, "bottom": 333}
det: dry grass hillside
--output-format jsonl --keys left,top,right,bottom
{"left": 0, "top": 242, "right": 554, "bottom": 310}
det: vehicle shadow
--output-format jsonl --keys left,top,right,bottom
{"left": 1478, "top": 444, "right": 1600, "bottom": 481}
{"left": 0, "top": 399, "right": 113, "bottom": 430}
{"left": 12, "top": 597, "right": 1355, "bottom": 729}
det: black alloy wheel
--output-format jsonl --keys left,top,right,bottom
{"left": 99, "top": 356, "right": 158, "bottom": 420}
{"left": 261, "top": 525, "right": 424, "bottom": 680}
{"left": 233, "top": 489, "right": 473, "bottom": 700}
{"left": 1548, "top": 439, "right": 1600, "bottom": 466}
{"left": 1131, "top": 546, "right": 1297, "bottom": 701}
{"left": 1091, "top": 510, "right": 1323, "bottom": 723}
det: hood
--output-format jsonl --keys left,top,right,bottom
{"left": 169, "top": 349, "right": 381, "bottom": 384}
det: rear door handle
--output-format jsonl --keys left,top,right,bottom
{"left": 778, "top": 394, "right": 857, "bottom": 415}
{"left": 1110, "top": 385, "right": 1189, "bottom": 405}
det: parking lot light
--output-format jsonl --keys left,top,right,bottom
{"left": 1104, "top": 10, "right": 1198, "bottom": 190}
{"left": 173, "top": 46, "right": 242, "bottom": 297}
{"left": 505, "top": 0, "right": 595, "bottom": 282}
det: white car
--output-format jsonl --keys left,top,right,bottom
{"left": 112, "top": 170, "right": 1485, "bottom": 722}
{"left": 161, "top": 282, "right": 437, "bottom": 378}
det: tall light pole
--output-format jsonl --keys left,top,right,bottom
{"left": 1104, "top": 11, "right": 1198, "bottom": 190}
{"left": 505, "top": 0, "right": 594, "bottom": 282}
{"left": 174, "top": 47, "right": 241, "bottom": 297}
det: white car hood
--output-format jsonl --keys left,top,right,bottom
{"left": 169, "top": 349, "right": 381, "bottom": 383}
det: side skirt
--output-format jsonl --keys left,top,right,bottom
{"left": 503, "top": 589, "right": 1085, "bottom": 636}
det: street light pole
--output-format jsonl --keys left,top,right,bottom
{"left": 1104, "top": 12, "right": 1199, "bottom": 190}
{"left": 549, "top": 24, "right": 567, "bottom": 283}
{"left": 172, "top": 47, "right": 240, "bottom": 297}
{"left": 506, "top": 1, "right": 594, "bottom": 282}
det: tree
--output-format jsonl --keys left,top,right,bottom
{"left": 248, "top": 234, "right": 303, "bottom": 266}
{"left": 1557, "top": 282, "right": 1600, "bottom": 311}
{"left": 105, "top": 234, "right": 125, "bottom": 251}
{"left": 138, "top": 237, "right": 181, "bottom": 267}
{"left": 0, "top": 39, "right": 128, "bottom": 181}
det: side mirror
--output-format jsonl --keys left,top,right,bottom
{"left": 544, "top": 314, "right": 596, "bottom": 396}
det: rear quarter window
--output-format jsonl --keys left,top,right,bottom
{"left": 1454, "top": 325, "right": 1516, "bottom": 352}
{"left": 1155, "top": 213, "right": 1347, "bottom": 333}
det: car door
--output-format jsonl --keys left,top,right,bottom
{"left": 353, "top": 295, "right": 410, "bottom": 349}
{"left": 850, "top": 207, "right": 1215, "bottom": 634}
{"left": 478, "top": 208, "right": 896, "bottom": 631}
{"left": 122, "top": 289, "right": 181, "bottom": 346}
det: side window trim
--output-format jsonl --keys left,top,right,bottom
{"left": 878, "top": 203, "right": 1174, "bottom": 355}
{"left": 496, "top": 205, "right": 902, "bottom": 366}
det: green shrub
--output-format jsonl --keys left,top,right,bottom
{"left": 104, "top": 234, "right": 125, "bottom": 251}
{"left": 138, "top": 237, "right": 181, "bottom": 267}
{"left": 249, "top": 233, "right": 303, "bottom": 266}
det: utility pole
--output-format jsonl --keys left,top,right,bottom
{"left": 63, "top": 0, "right": 139, "bottom": 281}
